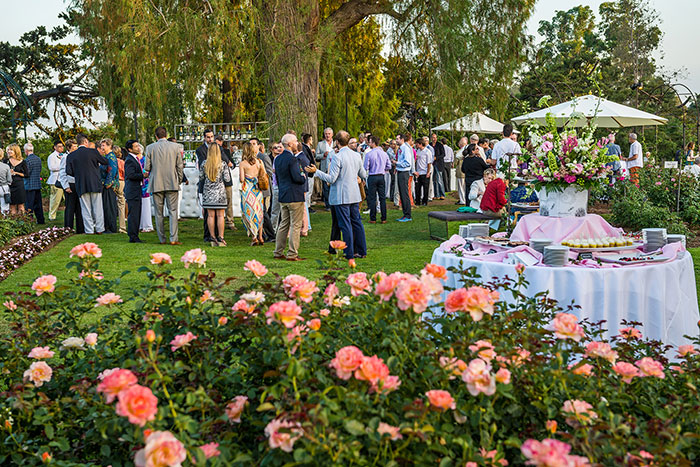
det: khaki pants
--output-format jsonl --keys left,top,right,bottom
{"left": 152, "top": 191, "right": 179, "bottom": 243}
{"left": 274, "top": 201, "right": 305, "bottom": 259}
{"left": 48, "top": 185, "right": 64, "bottom": 220}
{"left": 114, "top": 180, "right": 126, "bottom": 232}
{"left": 225, "top": 185, "right": 235, "bottom": 228}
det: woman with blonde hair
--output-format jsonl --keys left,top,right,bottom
{"left": 0, "top": 148, "right": 12, "bottom": 214}
{"left": 239, "top": 141, "right": 265, "bottom": 245}
{"left": 7, "top": 143, "right": 27, "bottom": 214}
{"left": 200, "top": 143, "right": 231, "bottom": 246}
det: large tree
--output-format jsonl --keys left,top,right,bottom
{"left": 71, "top": 0, "right": 535, "bottom": 140}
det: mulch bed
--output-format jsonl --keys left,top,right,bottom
{"left": 0, "top": 226, "right": 73, "bottom": 281}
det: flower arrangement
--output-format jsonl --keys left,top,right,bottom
{"left": 518, "top": 100, "right": 619, "bottom": 192}
{"left": 0, "top": 242, "right": 699, "bottom": 465}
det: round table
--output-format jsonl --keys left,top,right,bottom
{"left": 430, "top": 248, "right": 700, "bottom": 348}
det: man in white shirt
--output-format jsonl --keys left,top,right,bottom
{"left": 315, "top": 127, "right": 334, "bottom": 209}
{"left": 441, "top": 137, "right": 454, "bottom": 192}
{"left": 491, "top": 124, "right": 521, "bottom": 173}
{"left": 47, "top": 141, "right": 65, "bottom": 221}
{"left": 454, "top": 137, "right": 468, "bottom": 205}
{"left": 623, "top": 133, "right": 643, "bottom": 185}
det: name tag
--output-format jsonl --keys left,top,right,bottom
{"left": 577, "top": 252, "right": 594, "bottom": 260}
{"left": 664, "top": 161, "right": 678, "bottom": 169}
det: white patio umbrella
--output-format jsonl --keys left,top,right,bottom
{"left": 431, "top": 112, "right": 506, "bottom": 134}
{"left": 512, "top": 94, "right": 667, "bottom": 128}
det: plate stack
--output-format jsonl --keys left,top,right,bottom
{"left": 667, "top": 234, "right": 686, "bottom": 248}
{"left": 530, "top": 238, "right": 552, "bottom": 254}
{"left": 468, "top": 224, "right": 490, "bottom": 238}
{"left": 642, "top": 228, "right": 667, "bottom": 252}
{"left": 458, "top": 225, "right": 470, "bottom": 238}
{"left": 543, "top": 245, "right": 570, "bottom": 267}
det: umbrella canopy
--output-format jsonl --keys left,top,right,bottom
{"left": 512, "top": 94, "right": 667, "bottom": 128}
{"left": 431, "top": 112, "right": 505, "bottom": 134}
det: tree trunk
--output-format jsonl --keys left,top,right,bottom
{"left": 256, "top": 0, "right": 321, "bottom": 141}
{"left": 222, "top": 76, "right": 234, "bottom": 123}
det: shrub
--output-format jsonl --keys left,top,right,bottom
{"left": 0, "top": 244, "right": 699, "bottom": 465}
{"left": 0, "top": 213, "right": 37, "bottom": 247}
{"left": 610, "top": 183, "right": 691, "bottom": 236}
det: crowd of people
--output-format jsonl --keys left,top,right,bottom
{"left": 0, "top": 120, "right": 659, "bottom": 262}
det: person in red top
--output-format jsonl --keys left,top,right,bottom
{"left": 114, "top": 146, "right": 127, "bottom": 233}
{"left": 480, "top": 175, "right": 507, "bottom": 218}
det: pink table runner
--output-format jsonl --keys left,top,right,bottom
{"left": 510, "top": 213, "right": 623, "bottom": 243}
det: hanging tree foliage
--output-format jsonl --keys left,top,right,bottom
{"left": 70, "top": 0, "right": 535, "bottom": 139}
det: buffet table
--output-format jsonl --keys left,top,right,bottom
{"left": 170, "top": 164, "right": 242, "bottom": 218}
{"left": 431, "top": 212, "right": 700, "bottom": 348}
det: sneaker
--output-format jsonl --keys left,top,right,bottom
{"left": 397, "top": 217, "right": 409, "bottom": 222}
{"left": 362, "top": 210, "right": 370, "bottom": 214}
{"left": 404, "top": 217, "right": 413, "bottom": 222}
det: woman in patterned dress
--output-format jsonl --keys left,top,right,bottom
{"left": 238, "top": 142, "right": 265, "bottom": 246}
{"left": 200, "top": 144, "right": 231, "bottom": 247}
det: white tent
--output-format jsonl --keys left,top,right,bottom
{"left": 512, "top": 94, "right": 667, "bottom": 128}
{"left": 431, "top": 112, "right": 506, "bottom": 134}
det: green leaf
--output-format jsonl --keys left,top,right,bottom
{"left": 344, "top": 419, "right": 366, "bottom": 436}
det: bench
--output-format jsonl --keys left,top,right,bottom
{"left": 427, "top": 211, "right": 493, "bottom": 241}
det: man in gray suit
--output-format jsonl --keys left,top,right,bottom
{"left": 145, "top": 126, "right": 184, "bottom": 245}
{"left": 306, "top": 130, "right": 367, "bottom": 259}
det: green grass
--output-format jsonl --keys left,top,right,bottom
{"left": 0, "top": 200, "right": 459, "bottom": 297}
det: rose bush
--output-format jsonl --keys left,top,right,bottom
{"left": 0, "top": 242, "right": 699, "bottom": 465}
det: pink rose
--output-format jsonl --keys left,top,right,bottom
{"left": 422, "top": 263, "right": 447, "bottom": 280}
{"left": 444, "top": 286, "right": 499, "bottom": 321}
{"left": 32, "top": 275, "right": 57, "bottom": 296}
{"left": 377, "top": 422, "right": 402, "bottom": 440}
{"left": 462, "top": 358, "right": 496, "bottom": 396}
{"left": 495, "top": 368, "right": 511, "bottom": 384}
{"left": 266, "top": 301, "right": 303, "bottom": 328}
{"left": 355, "top": 355, "right": 390, "bottom": 385}
{"left": 545, "top": 420, "right": 557, "bottom": 434}
{"left": 330, "top": 346, "right": 365, "bottom": 380}
{"left": 569, "top": 363, "right": 593, "bottom": 376}
{"left": 419, "top": 272, "right": 444, "bottom": 300}
{"left": 180, "top": 248, "right": 207, "bottom": 268}
{"left": 562, "top": 399, "right": 597, "bottom": 425}
{"left": 97, "top": 368, "right": 138, "bottom": 403}
{"left": 95, "top": 293, "right": 123, "bottom": 307}
{"left": 678, "top": 345, "right": 698, "bottom": 357}
{"left": 515, "top": 263, "right": 526, "bottom": 274}
{"left": 244, "top": 259, "right": 268, "bottom": 278}
{"left": 218, "top": 316, "right": 228, "bottom": 326}
{"left": 28, "top": 346, "right": 54, "bottom": 360}
{"left": 225, "top": 395, "right": 248, "bottom": 423}
{"left": 425, "top": 389, "right": 456, "bottom": 410}
{"left": 170, "top": 332, "right": 197, "bottom": 352}
{"left": 70, "top": 242, "right": 102, "bottom": 259}
{"left": 521, "top": 438, "right": 572, "bottom": 467}
{"left": 375, "top": 374, "right": 401, "bottom": 393}
{"left": 145, "top": 330, "right": 156, "bottom": 342}
{"left": 85, "top": 333, "right": 98, "bottom": 347}
{"left": 551, "top": 313, "right": 585, "bottom": 342}
{"left": 635, "top": 357, "right": 665, "bottom": 379}
{"left": 3, "top": 300, "right": 17, "bottom": 310}
{"left": 149, "top": 253, "right": 172, "bottom": 265}
{"left": 439, "top": 356, "right": 468, "bottom": 380}
{"left": 199, "top": 442, "right": 221, "bottom": 459}
{"left": 395, "top": 277, "right": 430, "bottom": 313}
{"left": 618, "top": 327, "right": 642, "bottom": 339}
{"left": 612, "top": 362, "right": 639, "bottom": 383}
{"left": 329, "top": 240, "right": 347, "bottom": 250}
{"left": 23, "top": 361, "right": 52, "bottom": 387}
{"left": 134, "top": 431, "right": 186, "bottom": 467}
{"left": 307, "top": 318, "right": 321, "bottom": 331}
{"left": 323, "top": 282, "right": 339, "bottom": 306}
{"left": 374, "top": 272, "right": 404, "bottom": 301}
{"left": 346, "top": 272, "right": 371, "bottom": 296}
{"left": 585, "top": 341, "right": 618, "bottom": 364}
{"left": 264, "top": 418, "right": 303, "bottom": 452}
{"left": 469, "top": 340, "right": 497, "bottom": 362}
{"left": 115, "top": 384, "right": 158, "bottom": 426}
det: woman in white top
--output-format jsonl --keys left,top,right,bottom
{"left": 468, "top": 168, "right": 496, "bottom": 211}
{"left": 0, "top": 149, "right": 12, "bottom": 214}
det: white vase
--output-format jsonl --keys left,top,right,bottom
{"left": 537, "top": 185, "right": 588, "bottom": 217}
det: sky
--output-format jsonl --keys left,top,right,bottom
{"left": 0, "top": 0, "right": 699, "bottom": 131}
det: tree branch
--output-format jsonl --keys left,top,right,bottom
{"left": 322, "top": 0, "right": 399, "bottom": 36}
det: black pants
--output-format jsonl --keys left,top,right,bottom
{"left": 322, "top": 182, "right": 330, "bottom": 209}
{"left": 102, "top": 186, "right": 118, "bottom": 233}
{"left": 64, "top": 183, "right": 84, "bottom": 233}
{"left": 397, "top": 171, "right": 412, "bottom": 219}
{"left": 416, "top": 174, "right": 430, "bottom": 205}
{"left": 327, "top": 205, "right": 342, "bottom": 254}
{"left": 442, "top": 164, "right": 451, "bottom": 192}
{"left": 262, "top": 198, "right": 275, "bottom": 241}
{"left": 389, "top": 169, "right": 396, "bottom": 200}
{"left": 25, "top": 189, "right": 45, "bottom": 224}
{"left": 126, "top": 197, "right": 142, "bottom": 241}
{"left": 367, "top": 174, "right": 387, "bottom": 222}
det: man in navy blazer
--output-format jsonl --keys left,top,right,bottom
{"left": 66, "top": 133, "right": 108, "bottom": 234}
{"left": 124, "top": 140, "right": 144, "bottom": 243}
{"left": 273, "top": 133, "right": 308, "bottom": 261}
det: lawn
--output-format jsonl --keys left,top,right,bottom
{"left": 0, "top": 200, "right": 459, "bottom": 298}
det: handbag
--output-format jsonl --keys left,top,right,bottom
{"left": 258, "top": 163, "right": 269, "bottom": 191}
{"left": 3, "top": 193, "right": 9, "bottom": 204}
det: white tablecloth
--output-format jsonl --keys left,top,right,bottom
{"left": 430, "top": 249, "right": 700, "bottom": 347}
{"left": 175, "top": 166, "right": 242, "bottom": 218}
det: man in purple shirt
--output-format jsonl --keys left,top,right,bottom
{"left": 363, "top": 135, "right": 391, "bottom": 223}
